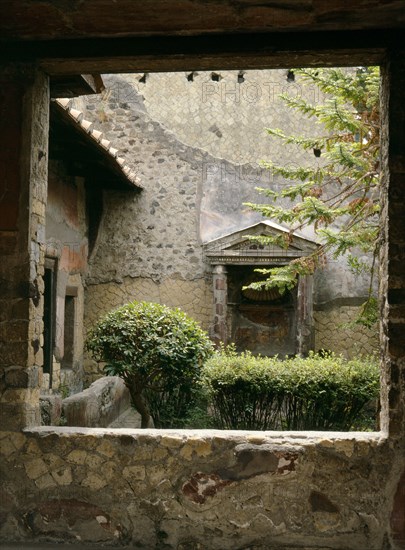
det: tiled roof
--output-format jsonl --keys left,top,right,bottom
{"left": 53, "top": 98, "right": 142, "bottom": 190}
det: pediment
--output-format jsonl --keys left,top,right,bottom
{"left": 203, "top": 221, "right": 318, "bottom": 265}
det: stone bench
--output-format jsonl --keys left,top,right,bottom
{"left": 62, "top": 376, "right": 131, "bottom": 427}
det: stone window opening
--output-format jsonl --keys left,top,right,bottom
{"left": 1, "top": 24, "right": 404, "bottom": 545}
{"left": 37, "top": 65, "right": 382, "bottom": 432}
{"left": 42, "top": 65, "right": 381, "bottom": 433}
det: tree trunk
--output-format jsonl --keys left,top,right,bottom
{"left": 129, "top": 387, "right": 153, "bottom": 428}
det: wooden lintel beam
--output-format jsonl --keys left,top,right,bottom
{"left": 1, "top": 1, "right": 405, "bottom": 43}
{"left": 2, "top": 30, "right": 401, "bottom": 74}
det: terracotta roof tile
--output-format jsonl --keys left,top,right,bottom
{"left": 100, "top": 138, "right": 111, "bottom": 149}
{"left": 57, "top": 98, "right": 70, "bottom": 108}
{"left": 69, "top": 108, "right": 83, "bottom": 122}
{"left": 91, "top": 129, "right": 103, "bottom": 141}
{"left": 80, "top": 119, "right": 93, "bottom": 132}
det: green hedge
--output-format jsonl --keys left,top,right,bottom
{"left": 201, "top": 348, "right": 379, "bottom": 431}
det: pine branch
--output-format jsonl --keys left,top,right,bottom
{"left": 246, "top": 67, "right": 380, "bottom": 327}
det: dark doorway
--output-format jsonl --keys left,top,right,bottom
{"left": 62, "top": 292, "right": 76, "bottom": 369}
{"left": 43, "top": 258, "right": 57, "bottom": 386}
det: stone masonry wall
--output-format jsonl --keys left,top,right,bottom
{"left": 0, "top": 67, "right": 49, "bottom": 431}
{"left": 1, "top": 427, "right": 404, "bottom": 549}
{"left": 314, "top": 306, "right": 379, "bottom": 357}
{"left": 45, "top": 161, "right": 89, "bottom": 394}
{"left": 146, "top": 70, "right": 378, "bottom": 358}
{"left": 128, "top": 70, "right": 324, "bottom": 168}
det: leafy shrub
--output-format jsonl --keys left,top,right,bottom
{"left": 201, "top": 347, "right": 379, "bottom": 431}
{"left": 86, "top": 301, "right": 214, "bottom": 428}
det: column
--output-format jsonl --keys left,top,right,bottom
{"left": 211, "top": 264, "right": 228, "bottom": 346}
{"left": 380, "top": 51, "right": 405, "bottom": 439}
{"left": 296, "top": 274, "right": 314, "bottom": 356}
{"left": 0, "top": 66, "right": 49, "bottom": 430}
{"left": 381, "top": 50, "right": 405, "bottom": 547}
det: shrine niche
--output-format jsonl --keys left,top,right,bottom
{"left": 204, "top": 221, "right": 318, "bottom": 356}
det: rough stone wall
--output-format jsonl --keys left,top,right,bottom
{"left": 75, "top": 71, "right": 319, "bottom": 156}
{"left": 143, "top": 70, "right": 378, "bottom": 357}
{"left": 72, "top": 81, "right": 208, "bottom": 283}
{"left": 71, "top": 75, "right": 218, "bottom": 381}
{"left": 379, "top": 55, "right": 405, "bottom": 439}
{"left": 1, "top": 427, "right": 404, "bottom": 549}
{"left": 314, "top": 254, "right": 378, "bottom": 356}
{"left": 379, "top": 52, "right": 405, "bottom": 547}
{"left": 75, "top": 70, "right": 324, "bottom": 245}
{"left": 314, "top": 306, "right": 379, "bottom": 357}
{"left": 127, "top": 70, "right": 324, "bottom": 167}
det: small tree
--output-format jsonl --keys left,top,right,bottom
{"left": 86, "top": 301, "right": 214, "bottom": 428}
{"left": 245, "top": 67, "right": 380, "bottom": 327}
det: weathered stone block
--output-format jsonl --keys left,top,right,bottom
{"left": 62, "top": 376, "right": 130, "bottom": 427}
{"left": 81, "top": 472, "right": 108, "bottom": 490}
{"left": 51, "top": 466, "right": 72, "bottom": 486}
{"left": 182, "top": 472, "right": 232, "bottom": 504}
{"left": 220, "top": 443, "right": 302, "bottom": 480}
{"left": 66, "top": 449, "right": 87, "bottom": 465}
{"left": 123, "top": 464, "right": 146, "bottom": 481}
{"left": 24, "top": 457, "right": 49, "bottom": 480}
{"left": 309, "top": 491, "right": 339, "bottom": 513}
{"left": 4, "top": 365, "right": 39, "bottom": 388}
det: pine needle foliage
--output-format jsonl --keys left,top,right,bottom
{"left": 244, "top": 67, "right": 380, "bottom": 327}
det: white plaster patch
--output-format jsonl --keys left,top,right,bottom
{"left": 278, "top": 457, "right": 292, "bottom": 471}
{"left": 96, "top": 515, "right": 108, "bottom": 524}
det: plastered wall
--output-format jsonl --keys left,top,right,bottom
{"left": 45, "top": 161, "right": 88, "bottom": 393}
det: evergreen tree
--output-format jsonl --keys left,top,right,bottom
{"left": 244, "top": 67, "right": 380, "bottom": 327}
